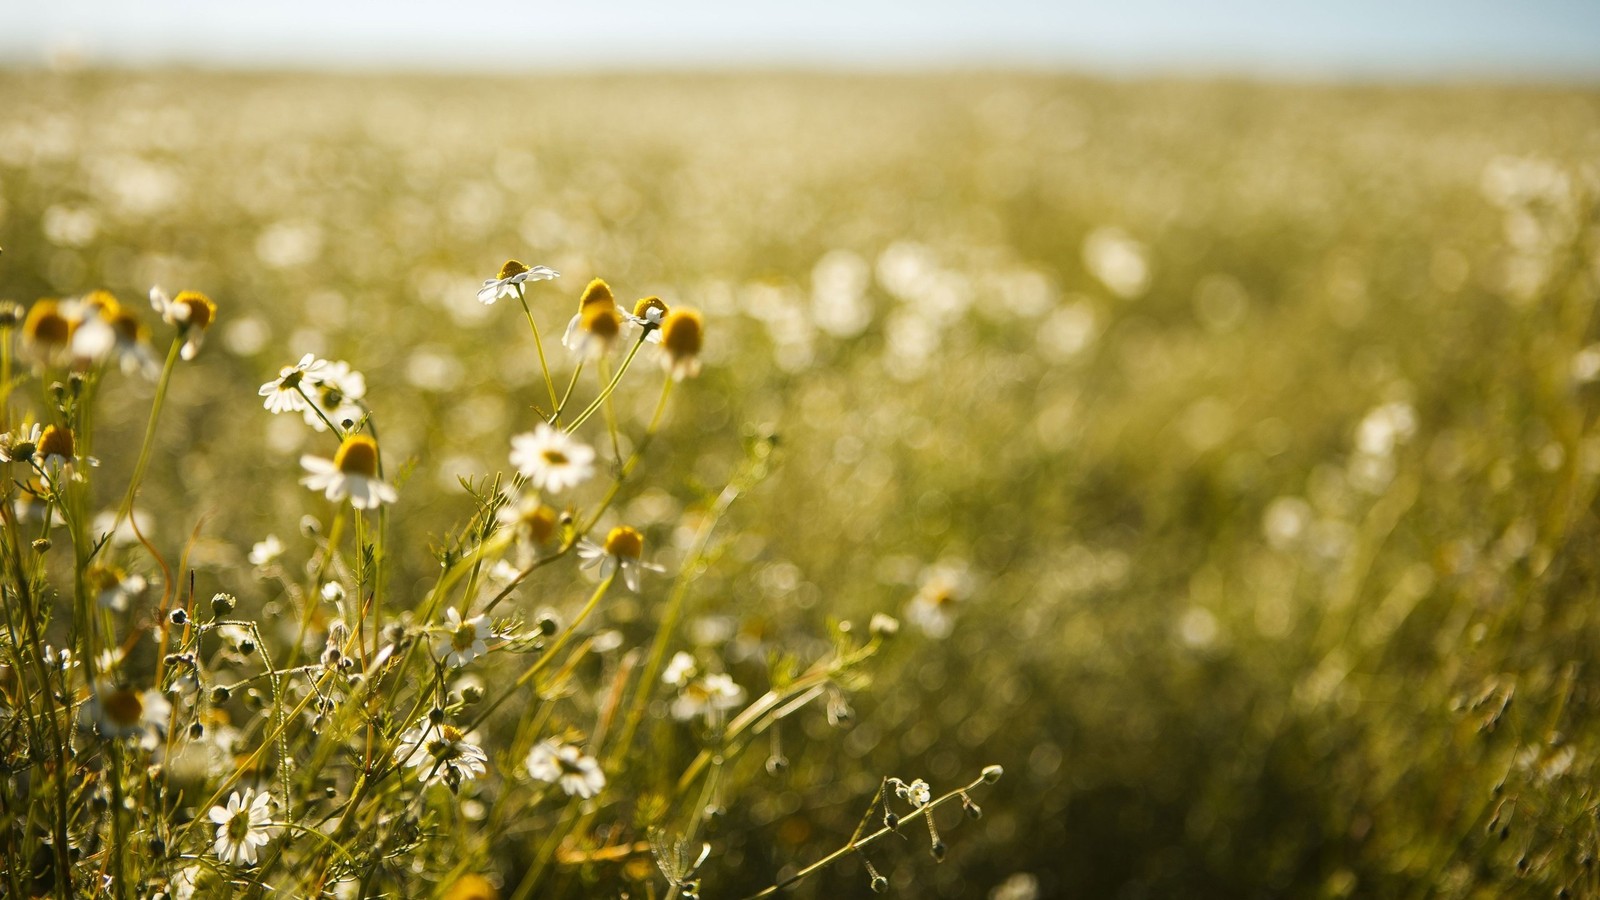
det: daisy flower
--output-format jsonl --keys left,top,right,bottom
{"left": 88, "top": 564, "right": 147, "bottom": 612}
{"left": 20, "top": 299, "right": 76, "bottom": 369}
{"left": 248, "top": 534, "right": 284, "bottom": 567}
{"left": 437, "top": 607, "right": 491, "bottom": 668}
{"left": 577, "top": 525, "right": 664, "bottom": 592}
{"left": 525, "top": 738, "right": 606, "bottom": 799}
{"left": 662, "top": 651, "right": 698, "bottom": 688}
{"left": 895, "top": 778, "right": 932, "bottom": 808}
{"left": 300, "top": 434, "right": 398, "bottom": 509}
{"left": 625, "top": 296, "right": 669, "bottom": 344}
{"left": 393, "top": 719, "right": 488, "bottom": 790}
{"left": 149, "top": 286, "right": 218, "bottom": 360}
{"left": 208, "top": 789, "right": 275, "bottom": 866}
{"left": 86, "top": 680, "right": 171, "bottom": 740}
{"left": 72, "top": 292, "right": 161, "bottom": 378}
{"left": 36, "top": 424, "right": 91, "bottom": 478}
{"left": 301, "top": 359, "right": 367, "bottom": 432}
{"left": 561, "top": 278, "right": 624, "bottom": 353}
{"left": 0, "top": 422, "right": 42, "bottom": 463}
{"left": 905, "top": 563, "right": 971, "bottom": 639}
{"left": 659, "top": 308, "right": 704, "bottom": 381}
{"left": 509, "top": 424, "right": 594, "bottom": 494}
{"left": 496, "top": 492, "right": 559, "bottom": 560}
{"left": 478, "top": 259, "right": 559, "bottom": 305}
{"left": 258, "top": 353, "right": 327, "bottom": 413}
{"left": 670, "top": 673, "right": 745, "bottom": 723}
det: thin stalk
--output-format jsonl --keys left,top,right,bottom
{"left": 566, "top": 336, "right": 647, "bottom": 431}
{"left": 517, "top": 285, "right": 561, "bottom": 416}
{"left": 114, "top": 335, "right": 182, "bottom": 527}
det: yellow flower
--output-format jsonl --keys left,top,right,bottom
{"left": 150, "top": 286, "right": 218, "bottom": 360}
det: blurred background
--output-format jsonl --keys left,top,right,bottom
{"left": 3, "top": 2, "right": 1600, "bottom": 897}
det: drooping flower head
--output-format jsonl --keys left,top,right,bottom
{"left": 562, "top": 278, "right": 624, "bottom": 354}
{"left": 577, "top": 524, "right": 663, "bottom": 592}
{"left": 660, "top": 308, "right": 704, "bottom": 380}
{"left": 627, "top": 296, "right": 669, "bottom": 343}
{"left": 150, "top": 287, "right": 218, "bottom": 360}
{"left": 300, "top": 434, "right": 398, "bottom": 509}
{"left": 478, "top": 259, "right": 559, "bottom": 305}
{"left": 21, "top": 299, "right": 75, "bottom": 369}
{"left": 497, "top": 492, "right": 559, "bottom": 560}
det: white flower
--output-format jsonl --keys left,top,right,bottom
{"left": 525, "top": 738, "right": 606, "bottom": 799}
{"left": 393, "top": 719, "right": 488, "bottom": 789}
{"left": 88, "top": 564, "right": 147, "bottom": 612}
{"left": 577, "top": 525, "right": 663, "bottom": 592}
{"left": 437, "top": 607, "right": 490, "bottom": 668}
{"left": 509, "top": 424, "right": 595, "bottom": 494}
{"left": 70, "top": 292, "right": 161, "bottom": 378}
{"left": 208, "top": 789, "right": 274, "bottom": 866}
{"left": 0, "top": 422, "right": 42, "bottom": 463}
{"left": 249, "top": 535, "right": 284, "bottom": 567}
{"left": 258, "top": 353, "right": 327, "bottom": 414}
{"left": 301, "top": 360, "right": 367, "bottom": 432}
{"left": 496, "top": 492, "right": 559, "bottom": 561}
{"left": 662, "top": 651, "right": 698, "bottom": 688}
{"left": 301, "top": 434, "right": 397, "bottom": 510}
{"left": 898, "top": 778, "right": 931, "bottom": 808}
{"left": 623, "top": 296, "right": 669, "bottom": 344}
{"left": 148, "top": 286, "right": 217, "bottom": 361}
{"left": 670, "top": 673, "right": 745, "bottom": 723}
{"left": 478, "top": 259, "right": 559, "bottom": 305}
{"left": 905, "top": 563, "right": 971, "bottom": 639}
{"left": 86, "top": 680, "right": 170, "bottom": 740}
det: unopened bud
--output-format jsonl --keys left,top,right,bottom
{"left": 211, "top": 593, "right": 235, "bottom": 616}
{"left": 32, "top": 538, "right": 50, "bottom": 553}
{"left": 168, "top": 609, "right": 187, "bottom": 625}
{"left": 981, "top": 764, "right": 1003, "bottom": 784}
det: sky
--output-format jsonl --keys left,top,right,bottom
{"left": 4, "top": 0, "right": 1599, "bottom": 79}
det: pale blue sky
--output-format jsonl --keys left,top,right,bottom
{"left": 4, "top": 0, "right": 1598, "bottom": 77}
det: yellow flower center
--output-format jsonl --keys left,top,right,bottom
{"left": 603, "top": 525, "right": 644, "bottom": 559}
{"left": 580, "top": 304, "right": 621, "bottom": 340}
{"left": 578, "top": 278, "right": 615, "bottom": 311}
{"left": 23, "top": 301, "right": 72, "bottom": 347}
{"left": 227, "top": 811, "right": 252, "bottom": 841}
{"left": 174, "top": 291, "right": 216, "bottom": 329}
{"left": 451, "top": 622, "right": 478, "bottom": 651}
{"left": 633, "top": 296, "right": 669, "bottom": 321}
{"left": 498, "top": 259, "right": 530, "bottom": 280}
{"left": 541, "top": 448, "right": 569, "bottom": 466}
{"left": 38, "top": 425, "right": 74, "bottom": 460}
{"left": 102, "top": 688, "right": 143, "bottom": 728}
{"left": 519, "top": 504, "right": 557, "bottom": 545}
{"left": 109, "top": 309, "right": 147, "bottom": 344}
{"left": 444, "top": 874, "right": 498, "bottom": 900}
{"left": 333, "top": 435, "right": 380, "bottom": 478}
{"left": 85, "top": 290, "right": 121, "bottom": 317}
{"left": 661, "top": 309, "right": 704, "bottom": 360}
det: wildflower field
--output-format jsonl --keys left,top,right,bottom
{"left": 0, "top": 70, "right": 1598, "bottom": 898}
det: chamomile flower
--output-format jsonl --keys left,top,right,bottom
{"left": 73, "top": 292, "right": 161, "bottom": 378}
{"left": 659, "top": 308, "right": 704, "bottom": 380}
{"left": 36, "top": 424, "right": 91, "bottom": 478}
{"left": 525, "top": 738, "right": 606, "bottom": 799}
{"left": 478, "top": 259, "right": 559, "bottom": 305}
{"left": 577, "top": 525, "right": 664, "bottom": 592}
{"left": 568, "top": 301, "right": 622, "bottom": 360}
{"left": 86, "top": 680, "right": 171, "bottom": 741}
{"left": 394, "top": 719, "right": 488, "bottom": 790}
{"left": 149, "top": 286, "right": 218, "bottom": 360}
{"left": 670, "top": 673, "right": 745, "bottom": 723}
{"left": 496, "top": 492, "right": 559, "bottom": 560}
{"left": 21, "top": 299, "right": 76, "bottom": 369}
{"left": 509, "top": 424, "right": 594, "bottom": 494}
{"left": 301, "top": 360, "right": 367, "bottom": 432}
{"left": 895, "top": 778, "right": 932, "bottom": 808}
{"left": 625, "top": 296, "right": 669, "bottom": 343}
{"left": 208, "top": 789, "right": 275, "bottom": 866}
{"left": 662, "top": 651, "right": 698, "bottom": 687}
{"left": 300, "top": 434, "right": 398, "bottom": 509}
{"left": 0, "top": 422, "right": 42, "bottom": 463}
{"left": 905, "top": 563, "right": 971, "bottom": 639}
{"left": 561, "top": 278, "right": 623, "bottom": 352}
{"left": 437, "top": 607, "right": 491, "bottom": 668}
{"left": 248, "top": 535, "right": 284, "bottom": 567}
{"left": 88, "top": 564, "right": 148, "bottom": 612}
{"left": 258, "top": 353, "right": 327, "bottom": 413}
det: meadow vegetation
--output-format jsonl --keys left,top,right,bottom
{"left": 0, "top": 70, "right": 1597, "bottom": 897}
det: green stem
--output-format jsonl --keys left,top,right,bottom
{"left": 567, "top": 336, "right": 648, "bottom": 431}
{"left": 517, "top": 285, "right": 561, "bottom": 417}
{"left": 115, "top": 336, "right": 182, "bottom": 526}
